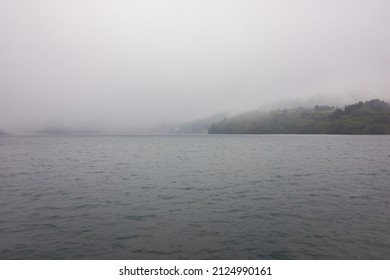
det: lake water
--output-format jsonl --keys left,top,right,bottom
{"left": 0, "top": 135, "right": 389, "bottom": 259}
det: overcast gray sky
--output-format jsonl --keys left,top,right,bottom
{"left": 1, "top": 0, "right": 389, "bottom": 132}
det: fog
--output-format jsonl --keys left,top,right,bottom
{"left": 1, "top": 0, "right": 389, "bottom": 133}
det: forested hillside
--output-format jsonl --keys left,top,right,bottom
{"left": 208, "top": 99, "right": 390, "bottom": 134}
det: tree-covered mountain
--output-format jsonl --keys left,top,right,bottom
{"left": 208, "top": 99, "right": 390, "bottom": 134}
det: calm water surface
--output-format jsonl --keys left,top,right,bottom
{"left": 0, "top": 135, "right": 389, "bottom": 259}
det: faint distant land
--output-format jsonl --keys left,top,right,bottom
{"left": 30, "top": 113, "right": 228, "bottom": 135}
{"left": 209, "top": 99, "right": 390, "bottom": 135}
{"left": 149, "top": 112, "right": 228, "bottom": 134}
{"left": 171, "top": 112, "right": 228, "bottom": 134}
{"left": 35, "top": 127, "right": 102, "bottom": 135}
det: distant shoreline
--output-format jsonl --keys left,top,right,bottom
{"left": 209, "top": 99, "right": 390, "bottom": 135}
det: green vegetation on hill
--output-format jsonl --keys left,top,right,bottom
{"left": 208, "top": 99, "right": 390, "bottom": 134}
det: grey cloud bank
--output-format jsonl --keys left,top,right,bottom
{"left": 1, "top": 0, "right": 389, "bottom": 133}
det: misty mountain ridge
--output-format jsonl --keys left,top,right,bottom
{"left": 209, "top": 99, "right": 390, "bottom": 134}
{"left": 256, "top": 91, "right": 390, "bottom": 112}
{"left": 0, "top": 113, "right": 228, "bottom": 136}
{"left": 1, "top": 97, "right": 390, "bottom": 136}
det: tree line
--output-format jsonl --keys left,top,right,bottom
{"left": 208, "top": 99, "right": 390, "bottom": 134}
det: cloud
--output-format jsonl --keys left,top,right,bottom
{"left": 1, "top": 0, "right": 389, "bottom": 132}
